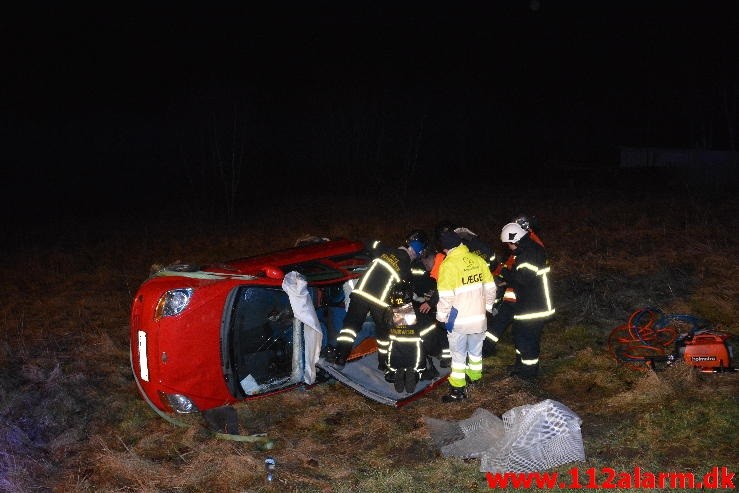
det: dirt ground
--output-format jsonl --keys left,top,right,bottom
{"left": 1, "top": 188, "right": 737, "bottom": 491}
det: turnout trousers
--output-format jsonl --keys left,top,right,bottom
{"left": 488, "top": 302, "right": 545, "bottom": 376}
{"left": 335, "top": 293, "right": 389, "bottom": 367}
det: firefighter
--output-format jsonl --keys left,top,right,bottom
{"left": 486, "top": 214, "right": 546, "bottom": 355}
{"left": 384, "top": 281, "right": 437, "bottom": 393}
{"left": 488, "top": 221, "right": 555, "bottom": 379}
{"left": 409, "top": 247, "right": 451, "bottom": 368}
{"left": 333, "top": 230, "right": 429, "bottom": 370}
{"left": 435, "top": 231, "right": 497, "bottom": 403}
{"left": 434, "top": 221, "right": 496, "bottom": 268}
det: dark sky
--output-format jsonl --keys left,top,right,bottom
{"left": 1, "top": 2, "right": 737, "bottom": 226}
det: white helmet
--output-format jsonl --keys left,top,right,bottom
{"left": 501, "top": 222, "right": 527, "bottom": 244}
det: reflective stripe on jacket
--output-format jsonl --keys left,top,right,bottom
{"left": 352, "top": 247, "right": 412, "bottom": 308}
{"left": 506, "top": 235, "right": 555, "bottom": 321}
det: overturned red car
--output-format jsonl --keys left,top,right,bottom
{"left": 129, "top": 238, "right": 372, "bottom": 415}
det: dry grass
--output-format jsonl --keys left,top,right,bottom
{"left": 1, "top": 185, "right": 738, "bottom": 492}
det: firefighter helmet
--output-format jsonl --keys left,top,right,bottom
{"left": 434, "top": 221, "right": 456, "bottom": 241}
{"left": 389, "top": 281, "right": 414, "bottom": 307}
{"left": 501, "top": 222, "right": 528, "bottom": 244}
{"left": 433, "top": 221, "right": 456, "bottom": 251}
{"left": 405, "top": 229, "right": 429, "bottom": 257}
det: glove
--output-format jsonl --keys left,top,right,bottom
{"left": 445, "top": 307, "right": 458, "bottom": 333}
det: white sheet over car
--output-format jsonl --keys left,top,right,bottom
{"left": 282, "top": 271, "right": 322, "bottom": 385}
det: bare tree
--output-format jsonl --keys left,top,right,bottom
{"left": 209, "top": 108, "right": 245, "bottom": 223}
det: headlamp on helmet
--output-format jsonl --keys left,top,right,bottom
{"left": 389, "top": 281, "right": 414, "bottom": 307}
{"left": 514, "top": 214, "right": 531, "bottom": 231}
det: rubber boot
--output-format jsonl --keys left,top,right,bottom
{"left": 384, "top": 370, "right": 396, "bottom": 383}
{"left": 321, "top": 345, "right": 337, "bottom": 364}
{"left": 333, "top": 351, "right": 347, "bottom": 370}
{"left": 404, "top": 369, "right": 419, "bottom": 393}
{"left": 516, "top": 362, "right": 539, "bottom": 380}
{"left": 421, "top": 357, "right": 439, "bottom": 380}
{"left": 465, "top": 374, "right": 481, "bottom": 386}
{"left": 333, "top": 342, "right": 351, "bottom": 369}
{"left": 482, "top": 339, "right": 497, "bottom": 357}
{"left": 441, "top": 386, "right": 467, "bottom": 403}
{"left": 507, "top": 354, "right": 523, "bottom": 375}
{"left": 377, "top": 353, "right": 389, "bottom": 372}
{"left": 394, "top": 369, "right": 406, "bottom": 393}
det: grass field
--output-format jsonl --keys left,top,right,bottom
{"left": 1, "top": 181, "right": 737, "bottom": 492}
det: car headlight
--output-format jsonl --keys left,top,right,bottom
{"left": 154, "top": 288, "right": 193, "bottom": 320}
{"left": 159, "top": 392, "right": 199, "bottom": 414}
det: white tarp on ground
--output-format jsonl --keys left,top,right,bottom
{"left": 282, "top": 271, "right": 322, "bottom": 385}
{"left": 426, "top": 399, "right": 585, "bottom": 473}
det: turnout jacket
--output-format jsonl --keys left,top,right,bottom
{"left": 352, "top": 246, "right": 413, "bottom": 308}
{"left": 436, "top": 244, "right": 497, "bottom": 334}
{"left": 503, "top": 235, "right": 555, "bottom": 321}
{"left": 382, "top": 301, "right": 435, "bottom": 372}
{"left": 410, "top": 256, "right": 438, "bottom": 308}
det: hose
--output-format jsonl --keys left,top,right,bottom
{"left": 608, "top": 307, "right": 708, "bottom": 371}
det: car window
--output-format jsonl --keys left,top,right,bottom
{"left": 228, "top": 287, "right": 302, "bottom": 396}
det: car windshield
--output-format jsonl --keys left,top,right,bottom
{"left": 224, "top": 286, "right": 303, "bottom": 397}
